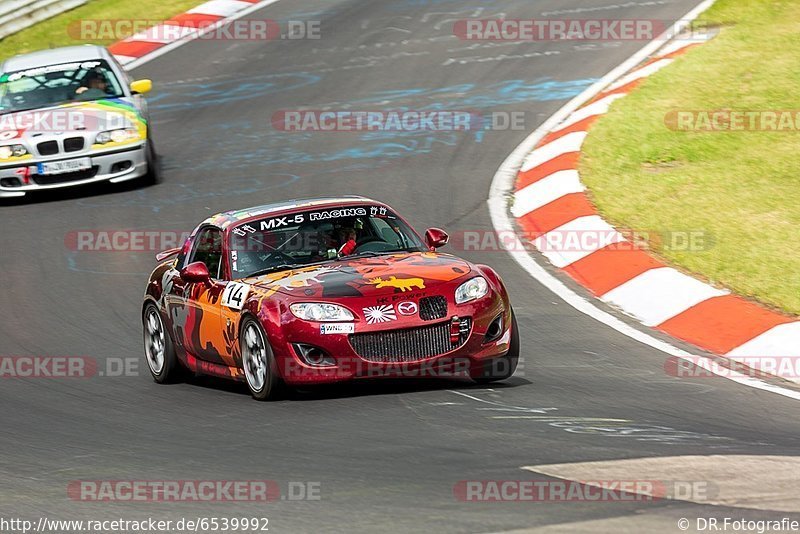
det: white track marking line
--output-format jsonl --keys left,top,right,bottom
{"left": 522, "top": 455, "right": 800, "bottom": 513}
{"left": 114, "top": 55, "right": 138, "bottom": 65}
{"left": 128, "top": 23, "right": 196, "bottom": 44}
{"left": 125, "top": 0, "right": 283, "bottom": 71}
{"left": 511, "top": 170, "right": 584, "bottom": 218}
{"left": 519, "top": 131, "right": 586, "bottom": 173}
{"left": 534, "top": 215, "right": 625, "bottom": 268}
{"left": 188, "top": 0, "right": 254, "bottom": 17}
{"left": 488, "top": 0, "right": 800, "bottom": 401}
{"left": 601, "top": 267, "right": 728, "bottom": 326}
{"left": 448, "top": 391, "right": 556, "bottom": 413}
{"left": 556, "top": 93, "right": 625, "bottom": 130}
{"left": 658, "top": 37, "right": 705, "bottom": 58}
{"left": 727, "top": 322, "right": 800, "bottom": 363}
{"left": 605, "top": 58, "right": 673, "bottom": 92}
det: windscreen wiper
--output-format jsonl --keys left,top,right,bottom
{"left": 246, "top": 258, "right": 333, "bottom": 278}
{"left": 246, "top": 263, "right": 304, "bottom": 277}
{"left": 336, "top": 249, "right": 410, "bottom": 261}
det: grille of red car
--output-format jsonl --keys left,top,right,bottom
{"left": 349, "top": 318, "right": 471, "bottom": 363}
{"left": 419, "top": 295, "right": 448, "bottom": 321}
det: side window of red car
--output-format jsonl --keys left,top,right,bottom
{"left": 189, "top": 227, "right": 223, "bottom": 279}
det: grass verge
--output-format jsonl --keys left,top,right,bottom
{"left": 579, "top": 0, "right": 800, "bottom": 315}
{"left": 0, "top": 0, "right": 201, "bottom": 61}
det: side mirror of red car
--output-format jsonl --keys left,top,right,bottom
{"left": 181, "top": 261, "right": 211, "bottom": 285}
{"left": 425, "top": 227, "right": 449, "bottom": 250}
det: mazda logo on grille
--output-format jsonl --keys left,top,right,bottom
{"left": 397, "top": 301, "right": 418, "bottom": 316}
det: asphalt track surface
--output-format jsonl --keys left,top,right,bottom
{"left": 2, "top": 0, "right": 800, "bottom": 532}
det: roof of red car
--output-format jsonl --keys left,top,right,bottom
{"left": 203, "top": 196, "right": 384, "bottom": 229}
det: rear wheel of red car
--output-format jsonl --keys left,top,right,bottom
{"left": 474, "top": 310, "right": 520, "bottom": 384}
{"left": 240, "top": 317, "right": 281, "bottom": 401}
{"left": 143, "top": 302, "right": 180, "bottom": 383}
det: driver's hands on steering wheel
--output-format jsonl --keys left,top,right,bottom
{"left": 337, "top": 229, "right": 358, "bottom": 257}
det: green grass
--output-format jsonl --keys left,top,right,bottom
{"left": 579, "top": 0, "right": 800, "bottom": 315}
{"left": 0, "top": 0, "right": 201, "bottom": 61}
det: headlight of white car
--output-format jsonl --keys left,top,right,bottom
{"left": 455, "top": 276, "right": 489, "bottom": 304}
{"left": 290, "top": 303, "right": 354, "bottom": 322}
{"left": 0, "top": 144, "right": 27, "bottom": 158}
{"left": 95, "top": 128, "right": 139, "bottom": 144}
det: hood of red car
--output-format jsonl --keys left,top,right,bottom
{"left": 245, "top": 252, "right": 472, "bottom": 298}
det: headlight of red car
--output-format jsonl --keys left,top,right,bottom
{"left": 455, "top": 276, "right": 489, "bottom": 304}
{"left": 290, "top": 302, "right": 355, "bottom": 321}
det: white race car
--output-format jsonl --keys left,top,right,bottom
{"left": 0, "top": 45, "right": 157, "bottom": 198}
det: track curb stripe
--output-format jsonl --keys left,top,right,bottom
{"left": 506, "top": 28, "right": 800, "bottom": 381}
{"left": 107, "top": 0, "right": 267, "bottom": 65}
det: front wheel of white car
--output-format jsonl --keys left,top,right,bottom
{"left": 141, "top": 139, "right": 160, "bottom": 185}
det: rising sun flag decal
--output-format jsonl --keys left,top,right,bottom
{"left": 362, "top": 305, "right": 397, "bottom": 324}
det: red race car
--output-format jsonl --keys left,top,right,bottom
{"left": 142, "top": 197, "right": 519, "bottom": 400}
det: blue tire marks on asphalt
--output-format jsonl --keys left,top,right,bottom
{"left": 151, "top": 76, "right": 597, "bottom": 166}
{"left": 146, "top": 73, "right": 322, "bottom": 113}
{"left": 75, "top": 173, "right": 301, "bottom": 212}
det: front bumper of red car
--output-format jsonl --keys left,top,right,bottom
{"left": 264, "top": 291, "right": 512, "bottom": 386}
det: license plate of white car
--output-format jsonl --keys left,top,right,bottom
{"left": 37, "top": 157, "right": 91, "bottom": 175}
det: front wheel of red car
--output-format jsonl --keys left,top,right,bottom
{"left": 143, "top": 302, "right": 181, "bottom": 383}
{"left": 473, "top": 310, "right": 520, "bottom": 384}
{"left": 240, "top": 317, "right": 281, "bottom": 401}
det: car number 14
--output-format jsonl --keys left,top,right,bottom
{"left": 222, "top": 282, "right": 250, "bottom": 310}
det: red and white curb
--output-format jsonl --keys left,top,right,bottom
{"left": 107, "top": 0, "right": 275, "bottom": 68}
{"left": 490, "top": 0, "right": 800, "bottom": 396}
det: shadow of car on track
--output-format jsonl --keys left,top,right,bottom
{"left": 0, "top": 175, "right": 158, "bottom": 207}
{"left": 178, "top": 373, "right": 531, "bottom": 402}
{"left": 0, "top": 153, "right": 162, "bottom": 207}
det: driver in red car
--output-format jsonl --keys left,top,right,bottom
{"left": 337, "top": 227, "right": 357, "bottom": 256}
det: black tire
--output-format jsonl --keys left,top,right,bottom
{"left": 142, "top": 302, "right": 181, "bottom": 383}
{"left": 240, "top": 317, "right": 282, "bottom": 401}
{"left": 473, "top": 310, "right": 520, "bottom": 384}
{"left": 141, "top": 139, "right": 160, "bottom": 186}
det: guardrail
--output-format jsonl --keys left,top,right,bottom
{"left": 0, "top": 0, "right": 87, "bottom": 40}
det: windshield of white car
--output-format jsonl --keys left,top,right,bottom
{"left": 229, "top": 206, "right": 427, "bottom": 279}
{"left": 0, "top": 60, "right": 125, "bottom": 115}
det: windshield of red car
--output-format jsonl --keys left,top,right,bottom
{"left": 229, "top": 205, "right": 426, "bottom": 279}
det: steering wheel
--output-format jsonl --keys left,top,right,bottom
{"left": 261, "top": 250, "right": 294, "bottom": 265}
{"left": 355, "top": 236, "right": 381, "bottom": 247}
{"left": 354, "top": 240, "right": 397, "bottom": 254}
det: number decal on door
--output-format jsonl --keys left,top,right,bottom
{"left": 222, "top": 282, "right": 250, "bottom": 310}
